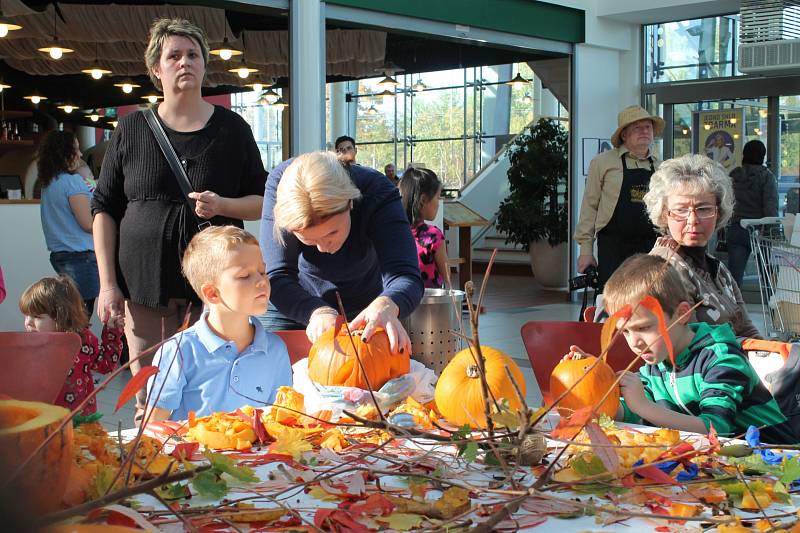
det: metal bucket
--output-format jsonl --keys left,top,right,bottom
{"left": 402, "top": 288, "right": 465, "bottom": 375}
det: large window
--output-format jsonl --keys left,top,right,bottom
{"left": 231, "top": 91, "right": 285, "bottom": 171}
{"left": 645, "top": 15, "right": 740, "bottom": 84}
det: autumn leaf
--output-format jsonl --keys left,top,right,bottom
{"left": 220, "top": 508, "right": 286, "bottom": 523}
{"left": 155, "top": 482, "right": 191, "bottom": 501}
{"left": 601, "top": 304, "right": 632, "bottom": 358}
{"left": 585, "top": 422, "right": 620, "bottom": 474}
{"left": 308, "top": 485, "right": 340, "bottom": 502}
{"left": 348, "top": 494, "right": 395, "bottom": 517}
{"left": 634, "top": 463, "right": 680, "bottom": 486}
{"left": 640, "top": 296, "right": 674, "bottom": 367}
{"left": 314, "top": 509, "right": 371, "bottom": 533}
{"left": 551, "top": 405, "right": 593, "bottom": 440}
{"left": 386, "top": 486, "right": 471, "bottom": 519}
{"left": 192, "top": 469, "right": 228, "bottom": 500}
{"left": 203, "top": 450, "right": 258, "bottom": 483}
{"left": 171, "top": 442, "right": 200, "bottom": 461}
{"left": 115, "top": 365, "right": 159, "bottom": 412}
{"left": 376, "top": 512, "right": 423, "bottom": 531}
{"left": 269, "top": 426, "right": 312, "bottom": 460}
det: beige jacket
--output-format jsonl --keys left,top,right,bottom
{"left": 574, "top": 146, "right": 660, "bottom": 257}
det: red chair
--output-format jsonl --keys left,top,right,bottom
{"left": 274, "top": 329, "right": 312, "bottom": 365}
{"left": 520, "top": 321, "right": 641, "bottom": 404}
{"left": 0, "top": 332, "right": 81, "bottom": 403}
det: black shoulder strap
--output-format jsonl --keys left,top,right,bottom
{"left": 142, "top": 107, "right": 208, "bottom": 231}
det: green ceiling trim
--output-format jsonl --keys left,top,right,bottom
{"left": 325, "top": 0, "right": 584, "bottom": 44}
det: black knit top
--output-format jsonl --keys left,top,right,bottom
{"left": 91, "top": 105, "right": 267, "bottom": 308}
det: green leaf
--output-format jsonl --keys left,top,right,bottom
{"left": 203, "top": 450, "right": 258, "bottom": 483}
{"left": 780, "top": 456, "right": 800, "bottom": 485}
{"left": 597, "top": 414, "right": 616, "bottom": 431}
{"left": 729, "top": 455, "right": 783, "bottom": 476}
{"left": 92, "top": 464, "right": 117, "bottom": 499}
{"left": 72, "top": 412, "right": 104, "bottom": 427}
{"left": 192, "top": 470, "right": 228, "bottom": 500}
{"left": 773, "top": 480, "right": 791, "bottom": 503}
{"left": 571, "top": 454, "right": 608, "bottom": 477}
{"left": 459, "top": 441, "right": 479, "bottom": 463}
{"left": 451, "top": 424, "right": 472, "bottom": 441}
{"left": 155, "top": 482, "right": 191, "bottom": 501}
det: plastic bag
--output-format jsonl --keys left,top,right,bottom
{"left": 292, "top": 358, "right": 437, "bottom": 420}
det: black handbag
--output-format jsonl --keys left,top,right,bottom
{"left": 142, "top": 107, "right": 210, "bottom": 233}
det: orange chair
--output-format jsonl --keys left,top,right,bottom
{"left": 0, "top": 332, "right": 81, "bottom": 403}
{"left": 520, "top": 321, "right": 641, "bottom": 404}
{"left": 274, "top": 329, "right": 312, "bottom": 365}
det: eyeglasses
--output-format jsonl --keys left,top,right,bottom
{"left": 667, "top": 205, "right": 717, "bottom": 221}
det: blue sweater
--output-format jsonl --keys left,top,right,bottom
{"left": 260, "top": 161, "right": 423, "bottom": 325}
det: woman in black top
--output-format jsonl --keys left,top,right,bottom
{"left": 91, "top": 18, "right": 265, "bottom": 423}
{"left": 725, "top": 140, "right": 778, "bottom": 287}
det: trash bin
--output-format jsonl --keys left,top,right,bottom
{"left": 402, "top": 288, "right": 465, "bottom": 375}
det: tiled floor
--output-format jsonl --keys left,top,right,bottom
{"left": 94, "top": 274, "right": 768, "bottom": 430}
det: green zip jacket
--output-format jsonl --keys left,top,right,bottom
{"left": 621, "top": 322, "right": 797, "bottom": 444}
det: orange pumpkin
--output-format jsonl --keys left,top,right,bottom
{"left": 271, "top": 386, "right": 305, "bottom": 424}
{"left": 549, "top": 355, "right": 620, "bottom": 418}
{"left": 434, "top": 346, "right": 526, "bottom": 429}
{"left": 308, "top": 326, "right": 409, "bottom": 390}
{"left": 0, "top": 400, "right": 72, "bottom": 516}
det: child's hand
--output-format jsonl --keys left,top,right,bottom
{"left": 618, "top": 370, "right": 648, "bottom": 411}
{"left": 107, "top": 312, "right": 125, "bottom": 330}
{"left": 561, "top": 345, "right": 589, "bottom": 362}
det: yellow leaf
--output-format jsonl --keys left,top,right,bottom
{"left": 386, "top": 486, "right": 471, "bottom": 519}
{"left": 269, "top": 425, "right": 312, "bottom": 460}
{"left": 308, "top": 485, "right": 341, "bottom": 502}
{"left": 377, "top": 512, "right": 424, "bottom": 531}
{"left": 220, "top": 508, "right": 286, "bottom": 523}
{"left": 739, "top": 490, "right": 772, "bottom": 510}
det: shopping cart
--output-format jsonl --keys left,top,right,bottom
{"left": 741, "top": 217, "right": 800, "bottom": 340}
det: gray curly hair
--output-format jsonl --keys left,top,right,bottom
{"left": 643, "top": 153, "right": 734, "bottom": 233}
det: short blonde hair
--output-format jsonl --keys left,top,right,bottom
{"left": 144, "top": 18, "right": 209, "bottom": 91}
{"left": 19, "top": 275, "right": 88, "bottom": 333}
{"left": 604, "top": 254, "right": 689, "bottom": 317}
{"left": 182, "top": 225, "right": 260, "bottom": 298}
{"left": 273, "top": 151, "right": 362, "bottom": 241}
{"left": 643, "top": 153, "right": 734, "bottom": 233}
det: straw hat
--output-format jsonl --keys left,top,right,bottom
{"left": 611, "top": 105, "right": 665, "bottom": 148}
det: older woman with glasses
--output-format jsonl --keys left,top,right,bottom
{"left": 643, "top": 153, "right": 761, "bottom": 338}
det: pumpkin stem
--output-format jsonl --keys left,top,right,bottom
{"left": 466, "top": 364, "right": 480, "bottom": 379}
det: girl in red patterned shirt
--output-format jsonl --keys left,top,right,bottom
{"left": 19, "top": 275, "right": 124, "bottom": 415}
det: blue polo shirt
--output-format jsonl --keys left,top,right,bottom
{"left": 147, "top": 315, "right": 293, "bottom": 421}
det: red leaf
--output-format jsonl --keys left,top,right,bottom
{"left": 171, "top": 442, "right": 200, "bottom": 461}
{"left": 585, "top": 422, "right": 620, "bottom": 474}
{"left": 655, "top": 526, "right": 671, "bottom": 532}
{"left": 495, "top": 515, "right": 548, "bottom": 530}
{"left": 252, "top": 408, "right": 270, "bottom": 445}
{"left": 620, "top": 474, "right": 637, "bottom": 488}
{"left": 601, "top": 304, "right": 632, "bottom": 360}
{"left": 634, "top": 464, "right": 680, "bottom": 486}
{"left": 640, "top": 296, "right": 674, "bottom": 367}
{"left": 551, "top": 405, "right": 594, "bottom": 440}
{"left": 314, "top": 509, "right": 370, "bottom": 533}
{"left": 115, "top": 365, "right": 159, "bottom": 412}
{"left": 347, "top": 494, "right": 395, "bottom": 517}
{"left": 334, "top": 314, "right": 345, "bottom": 334}
{"left": 707, "top": 423, "right": 720, "bottom": 454}
{"left": 234, "top": 409, "right": 253, "bottom": 423}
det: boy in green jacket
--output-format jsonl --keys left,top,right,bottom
{"left": 566, "top": 254, "right": 796, "bottom": 444}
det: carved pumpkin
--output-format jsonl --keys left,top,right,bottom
{"left": 434, "top": 346, "right": 526, "bottom": 429}
{"left": 549, "top": 355, "right": 620, "bottom": 418}
{"left": 308, "top": 326, "right": 409, "bottom": 390}
{"left": 0, "top": 400, "right": 72, "bottom": 515}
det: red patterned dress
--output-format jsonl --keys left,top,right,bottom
{"left": 411, "top": 222, "right": 445, "bottom": 289}
{"left": 56, "top": 325, "right": 123, "bottom": 415}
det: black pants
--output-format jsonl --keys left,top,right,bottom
{"left": 597, "top": 232, "right": 657, "bottom": 289}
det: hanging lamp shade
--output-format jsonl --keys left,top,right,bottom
{"left": 82, "top": 64, "right": 112, "bottom": 79}
{"left": 411, "top": 78, "right": 427, "bottom": 92}
{"left": 141, "top": 94, "right": 162, "bottom": 104}
{"left": 210, "top": 37, "right": 242, "bottom": 60}
{"left": 0, "top": 82, "right": 11, "bottom": 92}
{"left": 38, "top": 6, "right": 73, "bottom": 59}
{"left": 259, "top": 87, "right": 280, "bottom": 104}
{"left": 24, "top": 94, "right": 47, "bottom": 104}
{"left": 271, "top": 97, "right": 288, "bottom": 110}
{"left": 114, "top": 81, "right": 141, "bottom": 94}
{"left": 377, "top": 74, "right": 398, "bottom": 88}
{"left": 57, "top": 103, "right": 76, "bottom": 113}
{"left": 506, "top": 72, "right": 529, "bottom": 90}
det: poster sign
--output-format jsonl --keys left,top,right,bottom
{"left": 692, "top": 108, "right": 745, "bottom": 172}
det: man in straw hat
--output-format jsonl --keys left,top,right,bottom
{"left": 574, "top": 104, "right": 664, "bottom": 288}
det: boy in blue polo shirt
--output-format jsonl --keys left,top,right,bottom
{"left": 146, "top": 226, "right": 292, "bottom": 422}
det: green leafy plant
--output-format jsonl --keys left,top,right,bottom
{"left": 495, "top": 118, "right": 569, "bottom": 249}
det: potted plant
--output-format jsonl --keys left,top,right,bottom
{"left": 495, "top": 118, "right": 569, "bottom": 288}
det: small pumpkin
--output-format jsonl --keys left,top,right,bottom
{"left": 308, "top": 325, "right": 409, "bottom": 390}
{"left": 434, "top": 346, "right": 526, "bottom": 429}
{"left": 0, "top": 399, "right": 73, "bottom": 516}
{"left": 549, "top": 355, "right": 619, "bottom": 418}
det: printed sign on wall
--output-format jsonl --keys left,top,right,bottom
{"left": 692, "top": 108, "right": 745, "bottom": 173}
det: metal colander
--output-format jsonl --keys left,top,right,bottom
{"left": 402, "top": 288, "right": 465, "bottom": 375}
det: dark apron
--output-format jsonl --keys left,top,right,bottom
{"left": 597, "top": 154, "right": 657, "bottom": 287}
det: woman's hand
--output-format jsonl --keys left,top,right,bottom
{"left": 306, "top": 307, "right": 338, "bottom": 343}
{"left": 617, "top": 370, "right": 648, "bottom": 413}
{"left": 97, "top": 286, "right": 124, "bottom": 323}
{"left": 189, "top": 191, "right": 225, "bottom": 219}
{"left": 350, "top": 296, "right": 410, "bottom": 355}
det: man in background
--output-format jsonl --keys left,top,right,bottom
{"left": 334, "top": 135, "right": 357, "bottom": 167}
{"left": 384, "top": 163, "right": 399, "bottom": 185}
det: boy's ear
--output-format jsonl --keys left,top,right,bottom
{"left": 674, "top": 301, "right": 693, "bottom": 324}
{"left": 200, "top": 282, "right": 219, "bottom": 304}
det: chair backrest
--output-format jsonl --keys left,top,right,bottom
{"left": 520, "top": 321, "right": 641, "bottom": 403}
{"left": 0, "top": 331, "right": 81, "bottom": 403}
{"left": 273, "top": 329, "right": 312, "bottom": 365}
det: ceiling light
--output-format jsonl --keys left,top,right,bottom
{"left": 230, "top": 64, "right": 258, "bottom": 79}
{"left": 110, "top": 120, "right": 118, "bottom": 128}
{"left": 38, "top": 7, "right": 73, "bottom": 59}
{"left": 0, "top": 82, "right": 10, "bottom": 92}
{"left": 729, "top": 117, "right": 737, "bottom": 124}
{"left": 759, "top": 109, "right": 768, "bottom": 118}
{"left": 58, "top": 104, "right": 75, "bottom": 113}
{"left": 703, "top": 123, "right": 711, "bottom": 130}
{"left": 733, "top": 133, "right": 739, "bottom": 139}
{"left": 366, "top": 105, "right": 378, "bottom": 115}
{"left": 209, "top": 26, "right": 242, "bottom": 61}
{"left": 754, "top": 127, "right": 762, "bottom": 135}
{"left": 141, "top": 94, "right": 162, "bottom": 104}
{"left": 0, "top": 8, "right": 22, "bottom": 38}
{"left": 24, "top": 94, "right": 47, "bottom": 104}
{"left": 245, "top": 80, "right": 272, "bottom": 92}
{"left": 114, "top": 81, "right": 141, "bottom": 94}
{"left": 82, "top": 43, "right": 112, "bottom": 79}
{"left": 271, "top": 97, "right": 287, "bottom": 110}
{"left": 506, "top": 72, "right": 529, "bottom": 90}
{"left": 90, "top": 113, "right": 99, "bottom": 122}
{"left": 681, "top": 128, "right": 689, "bottom": 135}
{"left": 376, "top": 89, "right": 394, "bottom": 97}
{"left": 377, "top": 74, "right": 399, "bottom": 88}
{"left": 522, "top": 93, "right": 533, "bottom": 105}
{"left": 259, "top": 88, "right": 279, "bottom": 104}
{"left": 411, "top": 78, "right": 427, "bottom": 92}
